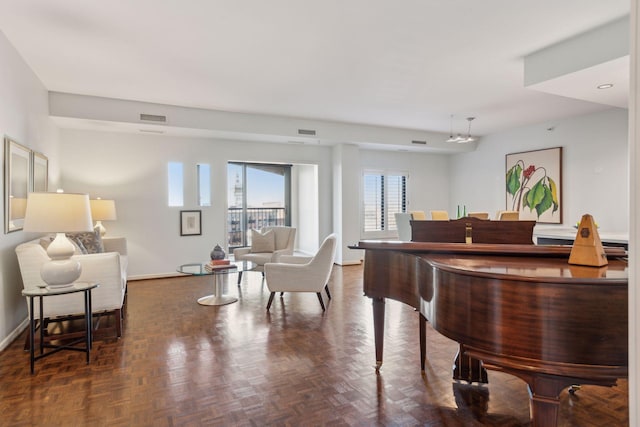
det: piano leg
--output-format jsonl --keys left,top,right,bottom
{"left": 526, "top": 376, "right": 569, "bottom": 427}
{"left": 452, "top": 344, "right": 488, "bottom": 384}
{"left": 373, "top": 297, "right": 385, "bottom": 371}
{"left": 419, "top": 313, "right": 427, "bottom": 371}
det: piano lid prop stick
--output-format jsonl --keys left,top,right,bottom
{"left": 568, "top": 214, "right": 608, "bottom": 267}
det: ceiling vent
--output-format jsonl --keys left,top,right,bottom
{"left": 411, "top": 140, "right": 427, "bottom": 145}
{"left": 140, "top": 113, "right": 167, "bottom": 123}
{"left": 297, "top": 129, "right": 316, "bottom": 136}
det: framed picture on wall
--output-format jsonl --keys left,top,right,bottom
{"left": 180, "top": 210, "right": 202, "bottom": 236}
{"left": 32, "top": 151, "right": 48, "bottom": 192}
{"left": 4, "top": 137, "right": 31, "bottom": 233}
{"left": 505, "top": 147, "right": 562, "bottom": 224}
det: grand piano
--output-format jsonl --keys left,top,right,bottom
{"left": 351, "top": 217, "right": 628, "bottom": 427}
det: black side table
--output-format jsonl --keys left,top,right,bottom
{"left": 22, "top": 282, "right": 99, "bottom": 374}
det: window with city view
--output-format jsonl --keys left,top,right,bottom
{"left": 227, "top": 162, "right": 291, "bottom": 248}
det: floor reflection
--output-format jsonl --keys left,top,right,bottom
{"left": 453, "top": 381, "right": 490, "bottom": 421}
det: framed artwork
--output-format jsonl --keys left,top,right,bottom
{"left": 4, "top": 137, "right": 31, "bottom": 233}
{"left": 32, "top": 151, "right": 48, "bottom": 192}
{"left": 180, "top": 210, "right": 202, "bottom": 236}
{"left": 505, "top": 147, "right": 562, "bottom": 224}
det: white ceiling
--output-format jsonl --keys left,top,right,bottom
{"left": 0, "top": 0, "right": 631, "bottom": 143}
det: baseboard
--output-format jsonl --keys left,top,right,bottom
{"left": 0, "top": 318, "right": 28, "bottom": 352}
{"left": 128, "top": 272, "right": 183, "bottom": 281}
{"left": 337, "top": 260, "right": 362, "bottom": 266}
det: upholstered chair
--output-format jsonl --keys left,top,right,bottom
{"left": 394, "top": 212, "right": 413, "bottom": 241}
{"left": 233, "top": 226, "right": 296, "bottom": 283}
{"left": 264, "top": 233, "right": 337, "bottom": 311}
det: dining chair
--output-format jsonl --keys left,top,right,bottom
{"left": 410, "top": 210, "right": 427, "bottom": 220}
{"left": 496, "top": 210, "right": 520, "bottom": 220}
{"left": 430, "top": 210, "right": 449, "bottom": 220}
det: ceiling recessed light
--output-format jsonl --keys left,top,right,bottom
{"left": 597, "top": 83, "right": 614, "bottom": 89}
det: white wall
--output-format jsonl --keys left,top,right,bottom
{"left": 450, "top": 108, "right": 629, "bottom": 232}
{"left": 628, "top": 2, "right": 638, "bottom": 425}
{"left": 293, "top": 164, "right": 319, "bottom": 254}
{"left": 59, "top": 129, "right": 333, "bottom": 278}
{"left": 0, "top": 30, "right": 60, "bottom": 349}
{"left": 60, "top": 129, "right": 455, "bottom": 272}
{"left": 359, "top": 149, "right": 451, "bottom": 235}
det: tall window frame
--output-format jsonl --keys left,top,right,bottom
{"left": 227, "top": 162, "right": 292, "bottom": 249}
{"left": 362, "top": 170, "right": 408, "bottom": 239}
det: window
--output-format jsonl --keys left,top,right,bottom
{"left": 227, "top": 162, "right": 291, "bottom": 248}
{"left": 168, "top": 162, "right": 183, "bottom": 206}
{"left": 198, "top": 163, "right": 211, "bottom": 207}
{"left": 363, "top": 171, "right": 407, "bottom": 235}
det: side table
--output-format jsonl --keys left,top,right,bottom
{"left": 22, "top": 282, "right": 99, "bottom": 374}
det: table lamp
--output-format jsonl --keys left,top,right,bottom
{"left": 89, "top": 198, "right": 117, "bottom": 236}
{"left": 23, "top": 192, "right": 93, "bottom": 287}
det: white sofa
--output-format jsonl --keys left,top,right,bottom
{"left": 15, "top": 236, "right": 128, "bottom": 337}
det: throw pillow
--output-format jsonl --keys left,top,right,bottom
{"left": 66, "top": 231, "right": 104, "bottom": 254}
{"left": 41, "top": 236, "right": 87, "bottom": 254}
{"left": 250, "top": 229, "right": 275, "bottom": 253}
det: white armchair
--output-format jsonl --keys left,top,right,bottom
{"left": 264, "top": 233, "right": 337, "bottom": 311}
{"left": 233, "top": 226, "right": 296, "bottom": 283}
{"left": 15, "top": 236, "right": 128, "bottom": 338}
{"left": 394, "top": 212, "right": 413, "bottom": 241}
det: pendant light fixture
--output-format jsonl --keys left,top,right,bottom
{"left": 457, "top": 117, "right": 476, "bottom": 143}
{"left": 446, "top": 114, "right": 463, "bottom": 143}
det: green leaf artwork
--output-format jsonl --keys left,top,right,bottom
{"left": 506, "top": 161, "right": 559, "bottom": 219}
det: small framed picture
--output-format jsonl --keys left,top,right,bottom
{"left": 180, "top": 210, "right": 201, "bottom": 236}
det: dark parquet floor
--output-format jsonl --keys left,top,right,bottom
{"left": 0, "top": 264, "right": 629, "bottom": 426}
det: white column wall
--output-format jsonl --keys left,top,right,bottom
{"left": 293, "top": 164, "right": 319, "bottom": 254}
{"left": 332, "top": 144, "right": 361, "bottom": 265}
{"left": 628, "top": 1, "right": 638, "bottom": 425}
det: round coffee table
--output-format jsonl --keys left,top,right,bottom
{"left": 177, "top": 261, "right": 255, "bottom": 306}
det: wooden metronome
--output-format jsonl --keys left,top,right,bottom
{"left": 568, "top": 214, "right": 608, "bottom": 267}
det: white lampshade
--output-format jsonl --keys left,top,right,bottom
{"left": 90, "top": 199, "right": 117, "bottom": 221}
{"left": 23, "top": 192, "right": 93, "bottom": 287}
{"left": 90, "top": 199, "right": 117, "bottom": 236}
{"left": 24, "top": 192, "right": 94, "bottom": 233}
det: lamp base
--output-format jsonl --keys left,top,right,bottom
{"left": 94, "top": 221, "right": 106, "bottom": 237}
{"left": 40, "top": 233, "right": 82, "bottom": 287}
{"left": 40, "top": 259, "right": 82, "bottom": 287}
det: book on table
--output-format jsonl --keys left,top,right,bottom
{"left": 204, "top": 259, "right": 235, "bottom": 272}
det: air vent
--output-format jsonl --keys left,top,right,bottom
{"left": 298, "top": 129, "right": 316, "bottom": 136}
{"left": 411, "top": 140, "right": 427, "bottom": 145}
{"left": 139, "top": 129, "right": 164, "bottom": 134}
{"left": 140, "top": 113, "right": 167, "bottom": 123}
